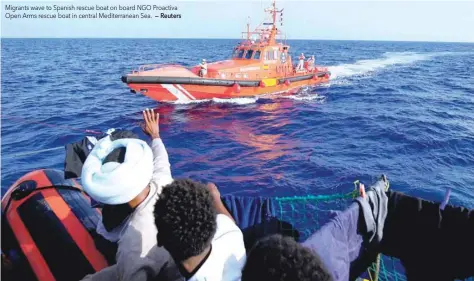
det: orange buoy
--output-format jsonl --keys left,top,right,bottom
{"left": 259, "top": 80, "right": 266, "bottom": 87}
{"left": 284, "top": 80, "right": 291, "bottom": 86}
{"left": 233, "top": 83, "right": 241, "bottom": 93}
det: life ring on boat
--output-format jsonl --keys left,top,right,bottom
{"left": 284, "top": 80, "right": 291, "bottom": 86}
{"left": 1, "top": 169, "right": 109, "bottom": 281}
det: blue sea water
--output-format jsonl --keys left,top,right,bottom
{"left": 1, "top": 39, "right": 474, "bottom": 209}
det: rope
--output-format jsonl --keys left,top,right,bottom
{"left": 1, "top": 114, "right": 102, "bottom": 135}
{"left": 373, "top": 253, "right": 381, "bottom": 281}
{"left": 2, "top": 146, "right": 65, "bottom": 160}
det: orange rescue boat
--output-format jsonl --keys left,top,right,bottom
{"left": 121, "top": 0, "right": 331, "bottom": 102}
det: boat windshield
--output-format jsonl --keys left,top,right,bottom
{"left": 238, "top": 49, "right": 245, "bottom": 59}
{"left": 232, "top": 48, "right": 239, "bottom": 58}
{"left": 245, "top": 50, "right": 254, "bottom": 59}
{"left": 254, "top": 50, "right": 261, "bottom": 60}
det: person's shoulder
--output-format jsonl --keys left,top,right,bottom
{"left": 118, "top": 206, "right": 158, "bottom": 254}
{"left": 116, "top": 244, "right": 173, "bottom": 280}
{"left": 216, "top": 214, "right": 241, "bottom": 232}
{"left": 190, "top": 241, "right": 246, "bottom": 281}
{"left": 213, "top": 214, "right": 244, "bottom": 244}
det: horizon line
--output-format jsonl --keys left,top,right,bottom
{"left": 1, "top": 36, "right": 473, "bottom": 44}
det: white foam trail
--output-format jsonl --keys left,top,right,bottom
{"left": 328, "top": 52, "right": 435, "bottom": 80}
{"left": 282, "top": 94, "right": 325, "bottom": 102}
{"left": 212, "top": 97, "right": 258, "bottom": 105}
{"left": 274, "top": 86, "right": 325, "bottom": 102}
{"left": 171, "top": 96, "right": 259, "bottom": 105}
{"left": 171, "top": 99, "right": 210, "bottom": 105}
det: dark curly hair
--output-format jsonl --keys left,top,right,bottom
{"left": 241, "top": 234, "right": 333, "bottom": 281}
{"left": 153, "top": 179, "right": 217, "bottom": 262}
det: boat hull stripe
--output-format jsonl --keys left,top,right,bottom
{"left": 161, "top": 84, "right": 189, "bottom": 101}
{"left": 175, "top": 84, "right": 196, "bottom": 100}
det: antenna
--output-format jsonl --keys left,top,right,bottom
{"left": 247, "top": 16, "right": 251, "bottom": 41}
{"left": 263, "top": 0, "right": 283, "bottom": 45}
{"left": 240, "top": 0, "right": 285, "bottom": 46}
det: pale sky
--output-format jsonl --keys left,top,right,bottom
{"left": 2, "top": 0, "right": 474, "bottom": 42}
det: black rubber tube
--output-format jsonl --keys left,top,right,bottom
{"left": 121, "top": 76, "right": 260, "bottom": 87}
{"left": 121, "top": 71, "right": 330, "bottom": 87}
{"left": 277, "top": 72, "right": 329, "bottom": 84}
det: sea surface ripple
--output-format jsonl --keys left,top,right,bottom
{"left": 2, "top": 39, "right": 474, "bottom": 208}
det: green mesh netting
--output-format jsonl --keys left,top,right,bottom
{"left": 274, "top": 189, "right": 474, "bottom": 281}
{"left": 275, "top": 191, "right": 358, "bottom": 241}
{"left": 274, "top": 189, "right": 403, "bottom": 281}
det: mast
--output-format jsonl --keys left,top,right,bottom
{"left": 247, "top": 16, "right": 250, "bottom": 41}
{"left": 272, "top": 0, "right": 276, "bottom": 26}
{"left": 265, "top": 0, "right": 282, "bottom": 45}
{"left": 240, "top": 0, "right": 284, "bottom": 46}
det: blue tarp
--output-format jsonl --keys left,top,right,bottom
{"left": 222, "top": 195, "right": 299, "bottom": 250}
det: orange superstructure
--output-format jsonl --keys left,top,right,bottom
{"left": 121, "top": 0, "right": 330, "bottom": 102}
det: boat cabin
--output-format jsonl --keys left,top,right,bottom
{"left": 232, "top": 44, "right": 291, "bottom": 64}
{"left": 194, "top": 42, "right": 295, "bottom": 80}
{"left": 191, "top": 1, "right": 307, "bottom": 80}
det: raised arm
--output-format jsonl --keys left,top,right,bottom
{"left": 207, "top": 183, "right": 236, "bottom": 223}
{"left": 142, "top": 109, "right": 173, "bottom": 185}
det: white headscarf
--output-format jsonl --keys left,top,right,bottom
{"left": 81, "top": 136, "right": 153, "bottom": 205}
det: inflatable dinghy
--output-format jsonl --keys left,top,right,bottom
{"left": 1, "top": 169, "right": 109, "bottom": 281}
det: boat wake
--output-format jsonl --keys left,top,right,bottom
{"left": 170, "top": 52, "right": 459, "bottom": 106}
{"left": 171, "top": 90, "right": 324, "bottom": 105}
{"left": 282, "top": 87, "right": 326, "bottom": 102}
{"left": 328, "top": 52, "right": 438, "bottom": 80}
{"left": 212, "top": 97, "right": 259, "bottom": 105}
{"left": 172, "top": 97, "right": 258, "bottom": 105}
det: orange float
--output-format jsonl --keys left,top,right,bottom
{"left": 1, "top": 169, "right": 109, "bottom": 281}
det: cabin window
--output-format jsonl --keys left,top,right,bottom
{"left": 274, "top": 50, "right": 278, "bottom": 59}
{"left": 232, "top": 48, "right": 239, "bottom": 58}
{"left": 238, "top": 49, "right": 245, "bottom": 59}
{"left": 246, "top": 50, "right": 254, "bottom": 59}
{"left": 254, "top": 51, "right": 261, "bottom": 60}
{"left": 266, "top": 51, "right": 275, "bottom": 60}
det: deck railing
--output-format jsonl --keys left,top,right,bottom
{"left": 132, "top": 64, "right": 189, "bottom": 74}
